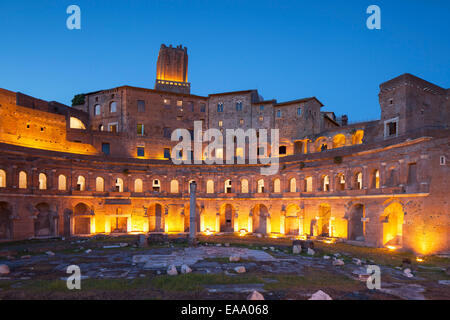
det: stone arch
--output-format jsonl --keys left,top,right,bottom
{"left": 0, "top": 169, "right": 6, "bottom": 188}
{"left": 241, "top": 179, "right": 249, "bottom": 193}
{"left": 115, "top": 178, "right": 124, "bottom": 192}
{"left": 381, "top": 202, "right": 404, "bottom": 247}
{"left": 315, "top": 137, "right": 328, "bottom": 152}
{"left": 348, "top": 204, "right": 365, "bottom": 241}
{"left": 304, "top": 176, "right": 313, "bottom": 192}
{"left": 34, "top": 203, "right": 53, "bottom": 237}
{"left": 0, "top": 202, "right": 12, "bottom": 240}
{"left": 170, "top": 179, "right": 179, "bottom": 193}
{"left": 38, "top": 173, "right": 47, "bottom": 190}
{"left": 332, "top": 134, "right": 346, "bottom": 148}
{"left": 311, "top": 204, "right": 331, "bottom": 237}
{"left": 206, "top": 180, "right": 214, "bottom": 193}
{"left": 19, "top": 171, "right": 27, "bottom": 189}
{"left": 134, "top": 178, "right": 143, "bottom": 193}
{"left": 273, "top": 178, "right": 281, "bottom": 193}
{"left": 371, "top": 169, "right": 380, "bottom": 189}
{"left": 336, "top": 172, "right": 346, "bottom": 191}
{"left": 96, "top": 177, "right": 105, "bottom": 192}
{"left": 252, "top": 204, "right": 269, "bottom": 234}
{"left": 289, "top": 177, "right": 297, "bottom": 192}
{"left": 354, "top": 171, "right": 363, "bottom": 190}
{"left": 73, "top": 203, "right": 91, "bottom": 235}
{"left": 285, "top": 204, "right": 301, "bottom": 235}
{"left": 220, "top": 203, "right": 235, "bottom": 232}
{"left": 148, "top": 203, "right": 163, "bottom": 232}
{"left": 257, "top": 179, "right": 265, "bottom": 193}
{"left": 76, "top": 175, "right": 86, "bottom": 191}
{"left": 320, "top": 175, "right": 330, "bottom": 192}
{"left": 58, "top": 174, "right": 67, "bottom": 191}
{"left": 352, "top": 130, "right": 364, "bottom": 145}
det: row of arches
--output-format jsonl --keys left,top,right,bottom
{"left": 0, "top": 167, "right": 398, "bottom": 195}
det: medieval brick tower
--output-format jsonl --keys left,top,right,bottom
{"left": 155, "top": 44, "right": 190, "bottom": 94}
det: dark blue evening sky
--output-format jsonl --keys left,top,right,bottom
{"left": 0, "top": 0, "right": 448, "bottom": 122}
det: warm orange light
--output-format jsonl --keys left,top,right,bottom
{"left": 416, "top": 257, "right": 424, "bottom": 262}
{"left": 386, "top": 245, "right": 397, "bottom": 251}
{"left": 239, "top": 229, "right": 247, "bottom": 237}
{"left": 204, "top": 229, "right": 213, "bottom": 236}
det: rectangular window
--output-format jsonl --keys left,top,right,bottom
{"left": 236, "top": 102, "right": 242, "bottom": 111}
{"left": 137, "top": 123, "right": 144, "bottom": 136}
{"left": 384, "top": 117, "right": 399, "bottom": 138}
{"left": 137, "top": 147, "right": 145, "bottom": 157}
{"left": 177, "top": 100, "right": 183, "bottom": 107}
{"left": 102, "top": 143, "right": 110, "bottom": 155}
{"left": 137, "top": 100, "right": 145, "bottom": 112}
{"left": 164, "top": 148, "right": 171, "bottom": 159}
{"left": 164, "top": 99, "right": 171, "bottom": 105}
{"left": 297, "top": 107, "right": 302, "bottom": 116}
{"left": 407, "top": 163, "right": 417, "bottom": 184}
{"left": 109, "top": 123, "right": 118, "bottom": 133}
{"left": 200, "top": 103, "right": 206, "bottom": 112}
{"left": 239, "top": 119, "right": 244, "bottom": 125}
{"left": 276, "top": 110, "right": 282, "bottom": 118}
{"left": 440, "top": 156, "right": 446, "bottom": 165}
{"left": 259, "top": 116, "right": 264, "bottom": 122}
{"left": 218, "top": 120, "right": 223, "bottom": 127}
{"left": 217, "top": 103, "right": 224, "bottom": 112}
{"left": 260, "top": 105, "right": 264, "bottom": 111}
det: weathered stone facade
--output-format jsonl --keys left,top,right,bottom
{"left": 0, "top": 46, "right": 448, "bottom": 255}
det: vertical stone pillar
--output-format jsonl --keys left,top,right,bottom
{"left": 163, "top": 205, "right": 168, "bottom": 233}
{"left": 248, "top": 214, "right": 253, "bottom": 233}
{"left": 234, "top": 212, "right": 239, "bottom": 232}
{"left": 266, "top": 214, "right": 271, "bottom": 234}
{"left": 189, "top": 181, "right": 197, "bottom": 240}
{"left": 215, "top": 212, "right": 220, "bottom": 232}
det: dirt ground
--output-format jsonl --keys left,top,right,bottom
{"left": 0, "top": 234, "right": 449, "bottom": 300}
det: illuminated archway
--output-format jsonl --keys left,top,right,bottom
{"left": 148, "top": 203, "right": 163, "bottom": 232}
{"left": 285, "top": 204, "right": 301, "bottom": 235}
{"left": 382, "top": 202, "right": 404, "bottom": 247}
{"left": 348, "top": 204, "right": 365, "bottom": 241}
{"left": 220, "top": 204, "right": 235, "bottom": 232}
{"left": 73, "top": 203, "right": 91, "bottom": 235}
{"left": 252, "top": 204, "right": 268, "bottom": 234}
{"left": 332, "top": 134, "right": 346, "bottom": 148}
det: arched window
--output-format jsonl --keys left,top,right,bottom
{"left": 206, "top": 180, "right": 214, "bottom": 194}
{"left": 332, "top": 134, "right": 346, "bottom": 148}
{"left": 355, "top": 172, "right": 363, "bottom": 190}
{"left": 279, "top": 146, "right": 287, "bottom": 155}
{"left": 134, "top": 179, "right": 143, "bottom": 193}
{"left": 39, "top": 173, "right": 47, "bottom": 190}
{"left": 304, "top": 176, "right": 313, "bottom": 192}
{"left": 0, "top": 169, "right": 6, "bottom": 188}
{"left": 115, "top": 178, "right": 124, "bottom": 192}
{"left": 273, "top": 178, "right": 281, "bottom": 193}
{"left": 241, "top": 179, "right": 249, "bottom": 193}
{"left": 58, "top": 174, "right": 67, "bottom": 191}
{"left": 96, "top": 177, "right": 104, "bottom": 192}
{"left": 188, "top": 180, "right": 196, "bottom": 193}
{"left": 372, "top": 170, "right": 380, "bottom": 189}
{"left": 336, "top": 173, "right": 345, "bottom": 191}
{"left": 77, "top": 176, "right": 86, "bottom": 191}
{"left": 321, "top": 175, "right": 330, "bottom": 192}
{"left": 69, "top": 117, "right": 86, "bottom": 129}
{"left": 257, "top": 179, "right": 264, "bottom": 193}
{"left": 170, "top": 180, "right": 179, "bottom": 193}
{"left": 19, "top": 171, "right": 27, "bottom": 189}
{"left": 352, "top": 130, "right": 364, "bottom": 145}
{"left": 289, "top": 178, "right": 297, "bottom": 192}
{"left": 224, "top": 179, "right": 232, "bottom": 193}
{"left": 110, "top": 101, "right": 117, "bottom": 113}
{"left": 152, "top": 179, "right": 160, "bottom": 192}
{"left": 94, "top": 104, "right": 101, "bottom": 116}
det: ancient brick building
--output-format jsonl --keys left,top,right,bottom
{"left": 0, "top": 44, "right": 449, "bottom": 255}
